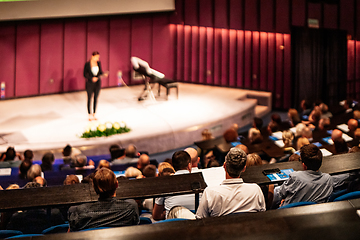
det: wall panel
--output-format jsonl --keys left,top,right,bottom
{"left": 109, "top": 18, "right": 131, "bottom": 86}
{"left": 323, "top": 3, "right": 338, "bottom": 29}
{"left": 275, "top": 34, "right": 284, "bottom": 109}
{"left": 228, "top": 29, "right": 237, "bottom": 87}
{"left": 176, "top": 25, "right": 184, "bottom": 81}
{"left": 152, "top": 15, "right": 173, "bottom": 78}
{"left": 244, "top": 0, "right": 258, "bottom": 31}
{"left": 292, "top": 0, "right": 306, "bottom": 27}
{"left": 267, "top": 33, "right": 275, "bottom": 93}
{"left": 252, "top": 31, "right": 260, "bottom": 89}
{"left": 308, "top": 3, "right": 322, "bottom": 28}
{"left": 259, "top": 32, "right": 268, "bottom": 91}
{"left": 184, "top": 0, "right": 198, "bottom": 26}
{"left": 340, "top": 0, "right": 355, "bottom": 36}
{"left": 15, "top": 23, "right": 40, "bottom": 97}
{"left": 64, "top": 21, "right": 87, "bottom": 92}
{"left": 244, "top": 31, "right": 252, "bottom": 88}
{"left": 229, "top": 0, "right": 243, "bottom": 30}
{"left": 87, "top": 20, "right": 109, "bottom": 88}
{"left": 191, "top": 26, "right": 199, "bottom": 83}
{"left": 199, "top": 0, "right": 213, "bottom": 28}
{"left": 221, "top": 29, "right": 229, "bottom": 86}
{"left": 214, "top": 0, "right": 228, "bottom": 29}
{"left": 206, "top": 28, "right": 214, "bottom": 85}
{"left": 213, "top": 28, "right": 222, "bottom": 85}
{"left": 260, "top": 0, "right": 274, "bottom": 32}
{"left": 0, "top": 24, "right": 16, "bottom": 98}
{"left": 276, "top": 0, "right": 290, "bottom": 33}
{"left": 40, "top": 22, "right": 64, "bottom": 94}
{"left": 131, "top": 16, "right": 152, "bottom": 84}
{"left": 183, "top": 25, "right": 192, "bottom": 82}
{"left": 283, "top": 34, "right": 291, "bottom": 110}
{"left": 236, "top": 30, "right": 244, "bottom": 88}
{"left": 198, "top": 27, "right": 207, "bottom": 84}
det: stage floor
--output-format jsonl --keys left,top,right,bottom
{"left": 0, "top": 83, "right": 270, "bottom": 158}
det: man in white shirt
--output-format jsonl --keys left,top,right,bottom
{"left": 196, "top": 148, "right": 266, "bottom": 218}
{"left": 152, "top": 151, "right": 195, "bottom": 220}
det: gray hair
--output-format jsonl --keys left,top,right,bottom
{"left": 27, "top": 164, "right": 42, "bottom": 181}
{"left": 225, "top": 148, "right": 247, "bottom": 178}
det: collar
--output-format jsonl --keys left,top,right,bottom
{"left": 305, "top": 170, "right": 322, "bottom": 175}
{"left": 221, "top": 178, "right": 244, "bottom": 185}
{"left": 174, "top": 169, "right": 191, "bottom": 175}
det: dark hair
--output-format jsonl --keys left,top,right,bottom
{"left": 92, "top": 51, "right": 100, "bottom": 56}
{"left": 142, "top": 164, "right": 157, "bottom": 178}
{"left": 300, "top": 144, "right": 322, "bottom": 171}
{"left": 41, "top": 152, "right": 55, "bottom": 171}
{"left": 63, "top": 145, "right": 72, "bottom": 157}
{"left": 24, "top": 150, "right": 33, "bottom": 161}
{"left": 268, "top": 121, "right": 279, "bottom": 133}
{"left": 93, "top": 168, "right": 118, "bottom": 199}
{"left": 109, "top": 144, "right": 124, "bottom": 160}
{"left": 171, "top": 151, "right": 191, "bottom": 171}
{"left": 334, "top": 138, "right": 348, "bottom": 154}
{"left": 271, "top": 114, "right": 282, "bottom": 125}
{"left": 4, "top": 147, "right": 16, "bottom": 161}
{"left": 349, "top": 146, "right": 360, "bottom": 153}
{"left": 19, "top": 160, "right": 32, "bottom": 179}
{"left": 225, "top": 148, "right": 247, "bottom": 178}
{"left": 289, "top": 153, "right": 301, "bottom": 162}
{"left": 303, "top": 99, "right": 312, "bottom": 109}
{"left": 254, "top": 117, "right": 263, "bottom": 129}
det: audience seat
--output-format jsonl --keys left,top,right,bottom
{"left": 0, "top": 230, "right": 23, "bottom": 239}
{"left": 154, "top": 218, "right": 188, "bottom": 223}
{"left": 41, "top": 223, "right": 69, "bottom": 234}
{"left": 334, "top": 191, "right": 360, "bottom": 202}
{"left": 328, "top": 189, "right": 348, "bottom": 202}
{"left": 5, "top": 234, "right": 43, "bottom": 239}
{"left": 278, "top": 202, "right": 317, "bottom": 209}
{"left": 139, "top": 217, "right": 152, "bottom": 225}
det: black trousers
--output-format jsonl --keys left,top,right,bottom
{"left": 86, "top": 80, "right": 101, "bottom": 114}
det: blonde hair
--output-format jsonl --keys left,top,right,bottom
{"left": 63, "top": 175, "right": 80, "bottom": 185}
{"left": 288, "top": 108, "right": 300, "bottom": 123}
{"left": 158, "top": 162, "right": 175, "bottom": 176}
{"left": 6, "top": 184, "right": 20, "bottom": 190}
{"left": 295, "top": 123, "right": 306, "bottom": 137}
{"left": 246, "top": 153, "right": 262, "bottom": 167}
{"left": 353, "top": 110, "right": 360, "bottom": 120}
{"left": 97, "top": 160, "right": 110, "bottom": 170}
{"left": 297, "top": 137, "right": 310, "bottom": 150}
{"left": 125, "top": 167, "right": 142, "bottom": 178}
{"left": 282, "top": 130, "right": 294, "bottom": 147}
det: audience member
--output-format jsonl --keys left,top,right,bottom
{"left": 0, "top": 147, "right": 22, "bottom": 161}
{"left": 137, "top": 154, "right": 150, "bottom": 172}
{"left": 201, "top": 129, "right": 214, "bottom": 140}
{"left": 64, "top": 175, "right": 80, "bottom": 185}
{"left": 348, "top": 119, "right": 358, "bottom": 132}
{"left": 207, "top": 159, "right": 220, "bottom": 168}
{"left": 153, "top": 151, "right": 195, "bottom": 220}
{"left": 246, "top": 153, "right": 262, "bottom": 167}
{"left": 302, "top": 127, "right": 313, "bottom": 140}
{"left": 158, "top": 162, "right": 175, "bottom": 177}
{"left": 248, "top": 118, "right": 264, "bottom": 143}
{"left": 6, "top": 181, "right": 65, "bottom": 233}
{"left": 73, "top": 154, "right": 95, "bottom": 170}
{"left": 278, "top": 144, "right": 333, "bottom": 206}
{"left": 142, "top": 164, "right": 157, "bottom": 178}
{"left": 112, "top": 144, "right": 138, "bottom": 165}
{"left": 97, "top": 159, "right": 110, "bottom": 169}
{"left": 19, "top": 160, "right": 32, "bottom": 179}
{"left": 282, "top": 130, "right": 294, "bottom": 148}
{"left": 196, "top": 148, "right": 265, "bottom": 218}
{"left": 23, "top": 149, "right": 34, "bottom": 162}
{"left": 353, "top": 110, "right": 360, "bottom": 120}
{"left": 185, "top": 147, "right": 200, "bottom": 172}
{"left": 34, "top": 176, "right": 47, "bottom": 187}
{"left": 223, "top": 128, "right": 238, "bottom": 143}
{"left": 319, "top": 103, "right": 332, "bottom": 119}
{"left": 27, "top": 164, "right": 42, "bottom": 181}
{"left": 349, "top": 146, "right": 360, "bottom": 153}
{"left": 267, "top": 121, "right": 279, "bottom": 135}
{"left": 288, "top": 153, "right": 301, "bottom": 162}
{"left": 300, "top": 99, "right": 312, "bottom": 120}
{"left": 6, "top": 184, "right": 20, "bottom": 190}
{"left": 41, "top": 152, "right": 55, "bottom": 172}
{"left": 109, "top": 144, "right": 125, "bottom": 162}
{"left": 297, "top": 137, "right": 310, "bottom": 150}
{"left": 295, "top": 123, "right": 306, "bottom": 137}
{"left": 318, "top": 118, "right": 331, "bottom": 131}
{"left": 68, "top": 168, "right": 139, "bottom": 231}
{"left": 334, "top": 138, "right": 348, "bottom": 154}
{"left": 235, "top": 144, "right": 249, "bottom": 154}
{"left": 331, "top": 129, "right": 343, "bottom": 142}
{"left": 125, "top": 167, "right": 143, "bottom": 179}
{"left": 287, "top": 108, "right": 300, "bottom": 127}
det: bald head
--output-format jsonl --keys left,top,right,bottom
{"left": 331, "top": 129, "right": 343, "bottom": 141}
{"left": 348, "top": 119, "right": 358, "bottom": 131}
{"left": 185, "top": 147, "right": 200, "bottom": 167}
{"left": 137, "top": 154, "right": 150, "bottom": 171}
{"left": 125, "top": 144, "right": 137, "bottom": 158}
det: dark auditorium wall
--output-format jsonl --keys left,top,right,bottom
{"left": 1, "top": 0, "right": 360, "bottom": 109}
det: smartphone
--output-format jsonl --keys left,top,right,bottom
{"left": 262, "top": 168, "right": 281, "bottom": 175}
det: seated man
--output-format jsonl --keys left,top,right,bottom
{"left": 196, "top": 148, "right": 265, "bottom": 218}
{"left": 152, "top": 151, "right": 195, "bottom": 220}
{"left": 279, "top": 144, "right": 333, "bottom": 206}
{"left": 68, "top": 168, "right": 139, "bottom": 231}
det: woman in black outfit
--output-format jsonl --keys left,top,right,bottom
{"left": 83, "top": 51, "right": 108, "bottom": 121}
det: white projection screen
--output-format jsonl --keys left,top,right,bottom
{"left": 0, "top": 0, "right": 175, "bottom": 21}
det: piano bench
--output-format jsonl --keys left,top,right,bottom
{"left": 158, "top": 80, "right": 178, "bottom": 100}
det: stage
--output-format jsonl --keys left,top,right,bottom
{"left": 0, "top": 83, "right": 271, "bottom": 158}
